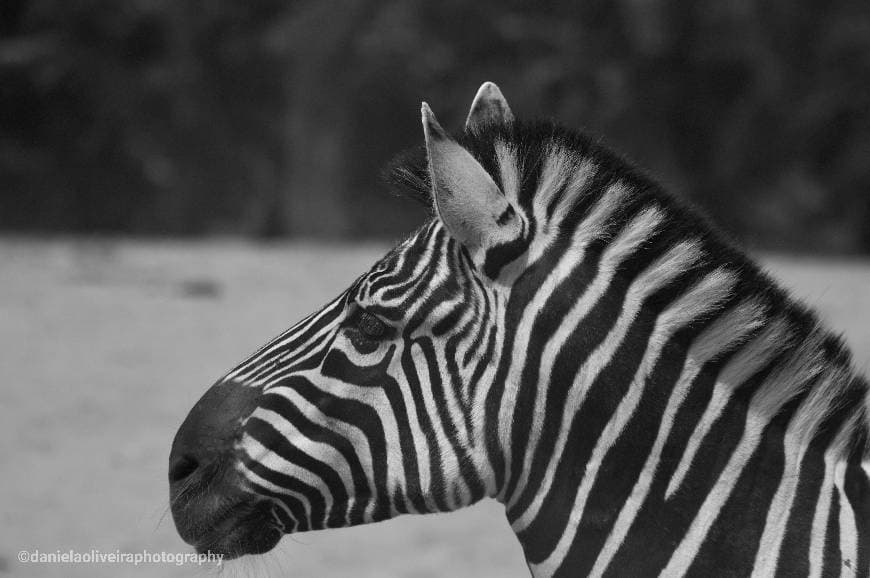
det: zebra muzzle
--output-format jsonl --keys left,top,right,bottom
{"left": 168, "top": 379, "right": 281, "bottom": 558}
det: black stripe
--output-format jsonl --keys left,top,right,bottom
{"left": 367, "top": 224, "right": 437, "bottom": 296}
{"left": 414, "top": 335, "right": 485, "bottom": 503}
{"left": 496, "top": 204, "right": 516, "bottom": 226}
{"left": 245, "top": 417, "right": 338, "bottom": 529}
{"left": 776, "top": 390, "right": 861, "bottom": 577}
{"left": 513, "top": 254, "right": 676, "bottom": 560}
{"left": 258, "top": 392, "right": 374, "bottom": 525}
{"left": 482, "top": 230, "right": 576, "bottom": 493}
{"left": 845, "top": 456, "right": 870, "bottom": 576}
{"left": 686, "top": 396, "right": 804, "bottom": 577}
{"left": 398, "top": 340, "right": 450, "bottom": 512}
{"left": 379, "top": 227, "right": 446, "bottom": 304}
{"left": 560, "top": 306, "right": 716, "bottom": 576}
{"left": 821, "top": 490, "right": 841, "bottom": 577}
{"left": 246, "top": 479, "right": 308, "bottom": 532}
{"left": 320, "top": 345, "right": 432, "bottom": 513}
{"left": 289, "top": 377, "right": 392, "bottom": 522}
{"left": 506, "top": 217, "right": 677, "bottom": 522}
{"left": 482, "top": 212, "right": 533, "bottom": 280}
{"left": 774, "top": 440, "right": 827, "bottom": 576}
{"left": 609, "top": 349, "right": 778, "bottom": 574}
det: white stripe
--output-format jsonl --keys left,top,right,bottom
{"left": 239, "top": 460, "right": 310, "bottom": 526}
{"left": 532, "top": 268, "right": 735, "bottom": 577}
{"left": 240, "top": 434, "right": 322, "bottom": 525}
{"left": 661, "top": 330, "right": 829, "bottom": 576}
{"left": 664, "top": 318, "right": 790, "bottom": 499}
{"left": 589, "top": 299, "right": 763, "bottom": 577}
{"left": 228, "top": 295, "right": 345, "bottom": 382}
{"left": 752, "top": 370, "right": 848, "bottom": 577}
{"left": 472, "top": 290, "right": 509, "bottom": 497}
{"left": 749, "top": 435, "right": 806, "bottom": 576}
{"left": 295, "top": 370, "right": 408, "bottom": 513}
{"left": 495, "top": 184, "right": 632, "bottom": 501}
{"left": 549, "top": 158, "right": 597, "bottom": 234}
{"left": 408, "top": 337, "right": 465, "bottom": 510}
{"left": 369, "top": 225, "right": 441, "bottom": 304}
{"left": 807, "top": 414, "right": 857, "bottom": 578}
{"left": 256, "top": 334, "right": 335, "bottom": 387}
{"left": 808, "top": 460, "right": 835, "bottom": 578}
{"left": 510, "top": 233, "right": 691, "bottom": 525}
{"left": 528, "top": 154, "right": 596, "bottom": 264}
{"left": 505, "top": 201, "right": 661, "bottom": 506}
{"left": 659, "top": 411, "right": 770, "bottom": 576}
{"left": 496, "top": 142, "right": 520, "bottom": 204}
{"left": 387, "top": 257, "right": 470, "bottom": 508}
{"left": 836, "top": 457, "right": 859, "bottom": 575}
{"left": 266, "top": 385, "right": 388, "bottom": 522}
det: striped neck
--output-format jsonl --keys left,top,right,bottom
{"left": 479, "top": 165, "right": 870, "bottom": 575}
{"left": 391, "top": 117, "right": 869, "bottom": 574}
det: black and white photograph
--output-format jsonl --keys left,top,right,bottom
{"left": 2, "top": 1, "right": 869, "bottom": 577}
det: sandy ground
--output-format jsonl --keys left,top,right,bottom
{"left": 1, "top": 239, "right": 869, "bottom": 578}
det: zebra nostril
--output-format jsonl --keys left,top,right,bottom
{"left": 169, "top": 454, "right": 199, "bottom": 484}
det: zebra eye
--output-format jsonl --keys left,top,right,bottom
{"left": 356, "top": 310, "right": 387, "bottom": 339}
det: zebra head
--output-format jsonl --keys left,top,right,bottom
{"left": 169, "top": 82, "right": 870, "bottom": 573}
{"left": 169, "top": 83, "right": 528, "bottom": 558}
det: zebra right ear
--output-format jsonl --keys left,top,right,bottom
{"left": 465, "top": 82, "right": 514, "bottom": 132}
{"left": 422, "top": 102, "right": 523, "bottom": 259}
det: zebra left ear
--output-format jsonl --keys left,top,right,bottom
{"left": 422, "top": 102, "right": 523, "bottom": 258}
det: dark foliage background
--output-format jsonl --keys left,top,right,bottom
{"left": 1, "top": 0, "right": 869, "bottom": 252}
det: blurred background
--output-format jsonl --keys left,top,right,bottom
{"left": 2, "top": 1, "right": 870, "bottom": 577}
{"left": 2, "top": 0, "right": 869, "bottom": 250}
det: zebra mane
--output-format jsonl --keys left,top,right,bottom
{"left": 386, "top": 118, "right": 870, "bottom": 459}
{"left": 384, "top": 143, "right": 431, "bottom": 206}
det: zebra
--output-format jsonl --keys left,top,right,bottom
{"left": 169, "top": 82, "right": 870, "bottom": 576}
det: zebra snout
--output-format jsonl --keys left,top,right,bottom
{"left": 169, "top": 379, "right": 260, "bottom": 486}
{"left": 169, "top": 379, "right": 280, "bottom": 558}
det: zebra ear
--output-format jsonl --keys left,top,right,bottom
{"left": 422, "top": 102, "right": 522, "bottom": 255}
{"left": 465, "top": 82, "right": 514, "bottom": 132}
